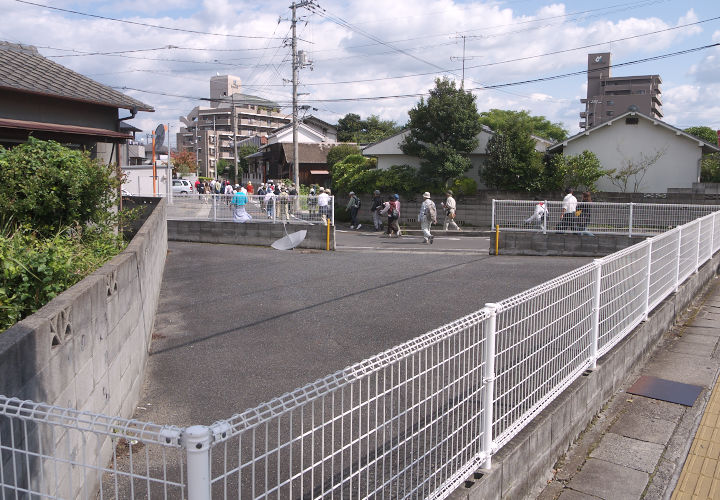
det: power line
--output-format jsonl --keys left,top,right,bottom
{"left": 13, "top": 0, "right": 284, "bottom": 40}
{"left": 114, "top": 43, "right": 719, "bottom": 106}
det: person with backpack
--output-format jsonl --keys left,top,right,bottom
{"left": 347, "top": 191, "right": 362, "bottom": 229}
{"left": 370, "top": 190, "right": 384, "bottom": 232}
{"left": 381, "top": 194, "right": 401, "bottom": 237}
{"left": 419, "top": 192, "right": 437, "bottom": 244}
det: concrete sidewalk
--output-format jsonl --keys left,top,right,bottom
{"left": 538, "top": 276, "right": 720, "bottom": 500}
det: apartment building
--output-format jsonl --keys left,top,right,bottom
{"left": 176, "top": 75, "right": 290, "bottom": 177}
{"left": 580, "top": 53, "right": 662, "bottom": 130}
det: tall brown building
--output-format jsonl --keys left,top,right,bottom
{"left": 580, "top": 53, "right": 662, "bottom": 130}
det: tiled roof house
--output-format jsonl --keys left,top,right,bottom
{"left": 0, "top": 41, "right": 153, "bottom": 164}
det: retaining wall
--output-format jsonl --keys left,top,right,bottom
{"left": 0, "top": 199, "right": 168, "bottom": 499}
{"left": 450, "top": 248, "right": 720, "bottom": 500}
{"left": 167, "top": 219, "right": 335, "bottom": 250}
{"left": 491, "top": 232, "right": 647, "bottom": 256}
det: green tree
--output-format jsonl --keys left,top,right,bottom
{"left": 544, "top": 151, "right": 607, "bottom": 192}
{"left": 479, "top": 109, "right": 568, "bottom": 142}
{"left": 331, "top": 154, "right": 380, "bottom": 194}
{"left": 0, "top": 138, "right": 118, "bottom": 234}
{"left": 401, "top": 78, "right": 482, "bottom": 184}
{"left": 480, "top": 113, "right": 545, "bottom": 191}
{"left": 701, "top": 154, "right": 720, "bottom": 182}
{"left": 170, "top": 150, "right": 197, "bottom": 176}
{"left": 337, "top": 113, "right": 400, "bottom": 143}
{"left": 684, "top": 126, "right": 718, "bottom": 145}
{"left": 326, "top": 144, "right": 361, "bottom": 170}
{"left": 237, "top": 144, "right": 258, "bottom": 175}
{"left": 216, "top": 158, "right": 230, "bottom": 178}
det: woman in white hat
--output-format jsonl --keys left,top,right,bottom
{"left": 418, "top": 192, "right": 437, "bottom": 244}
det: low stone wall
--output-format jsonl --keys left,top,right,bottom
{"left": 491, "top": 231, "right": 647, "bottom": 256}
{"left": 167, "top": 219, "right": 336, "bottom": 250}
{"left": 450, "top": 249, "right": 720, "bottom": 500}
{"left": 0, "top": 199, "right": 168, "bottom": 498}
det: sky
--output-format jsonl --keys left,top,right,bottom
{"left": 2, "top": 0, "right": 719, "bottom": 148}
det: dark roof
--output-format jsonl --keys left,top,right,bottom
{"left": 0, "top": 117, "right": 131, "bottom": 141}
{"left": 280, "top": 143, "right": 333, "bottom": 164}
{"left": 0, "top": 41, "right": 153, "bottom": 112}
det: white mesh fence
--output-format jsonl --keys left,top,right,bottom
{"left": 492, "top": 200, "right": 720, "bottom": 236}
{"left": 2, "top": 210, "right": 719, "bottom": 500}
{"left": 166, "top": 194, "right": 335, "bottom": 226}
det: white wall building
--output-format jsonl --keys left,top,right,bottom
{"left": 547, "top": 111, "right": 720, "bottom": 193}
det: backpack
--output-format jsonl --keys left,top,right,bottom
{"left": 354, "top": 197, "right": 362, "bottom": 209}
{"left": 388, "top": 206, "right": 399, "bottom": 220}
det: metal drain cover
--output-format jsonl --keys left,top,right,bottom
{"left": 627, "top": 375, "right": 703, "bottom": 407}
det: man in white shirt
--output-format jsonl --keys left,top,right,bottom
{"left": 317, "top": 187, "right": 330, "bottom": 223}
{"left": 440, "top": 190, "right": 460, "bottom": 231}
{"left": 559, "top": 188, "right": 577, "bottom": 231}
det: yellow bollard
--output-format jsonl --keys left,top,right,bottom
{"left": 495, "top": 224, "right": 500, "bottom": 255}
{"left": 326, "top": 218, "right": 331, "bottom": 251}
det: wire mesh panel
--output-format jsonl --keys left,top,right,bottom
{"left": 597, "top": 243, "right": 650, "bottom": 355}
{"left": 647, "top": 229, "right": 680, "bottom": 311}
{"left": 167, "top": 194, "right": 334, "bottom": 225}
{"left": 492, "top": 200, "right": 720, "bottom": 236}
{"left": 714, "top": 214, "right": 720, "bottom": 255}
{"left": 0, "top": 396, "right": 185, "bottom": 500}
{"left": 678, "top": 222, "right": 701, "bottom": 284}
{"left": 491, "top": 264, "right": 596, "bottom": 449}
{"left": 207, "top": 312, "right": 490, "bottom": 500}
{"left": 698, "top": 215, "right": 714, "bottom": 267}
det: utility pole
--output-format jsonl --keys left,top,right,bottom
{"left": 291, "top": 1, "right": 314, "bottom": 189}
{"left": 232, "top": 93, "right": 239, "bottom": 185}
{"left": 451, "top": 35, "right": 467, "bottom": 89}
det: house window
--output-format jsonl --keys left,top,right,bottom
{"left": 606, "top": 100, "right": 614, "bottom": 106}
{"left": 607, "top": 111, "right": 614, "bottom": 116}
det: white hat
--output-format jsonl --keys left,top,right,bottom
{"left": 422, "top": 192, "right": 431, "bottom": 199}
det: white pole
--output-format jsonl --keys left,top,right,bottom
{"left": 629, "top": 202, "right": 634, "bottom": 238}
{"left": 644, "top": 240, "right": 653, "bottom": 320}
{"left": 590, "top": 259, "right": 602, "bottom": 370}
{"left": 481, "top": 303, "right": 498, "bottom": 470}
{"left": 675, "top": 228, "right": 682, "bottom": 292}
{"left": 185, "top": 426, "right": 211, "bottom": 500}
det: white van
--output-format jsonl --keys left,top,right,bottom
{"left": 172, "top": 179, "right": 193, "bottom": 194}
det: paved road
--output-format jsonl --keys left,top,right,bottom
{"left": 135, "top": 233, "right": 589, "bottom": 427}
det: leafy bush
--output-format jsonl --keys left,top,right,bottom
{"left": 331, "top": 154, "right": 380, "bottom": 194}
{"left": 1, "top": 225, "right": 124, "bottom": 332}
{"left": 543, "top": 150, "right": 607, "bottom": 192}
{"left": 0, "top": 138, "right": 118, "bottom": 235}
{"left": 700, "top": 153, "right": 720, "bottom": 183}
{"left": 326, "top": 144, "right": 361, "bottom": 170}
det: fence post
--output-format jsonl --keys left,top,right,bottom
{"left": 212, "top": 194, "right": 217, "bottom": 222}
{"left": 695, "top": 221, "right": 701, "bottom": 273}
{"left": 590, "top": 260, "right": 602, "bottom": 370}
{"left": 542, "top": 200, "right": 547, "bottom": 235}
{"left": 185, "top": 425, "right": 212, "bottom": 500}
{"left": 491, "top": 199, "right": 496, "bottom": 231}
{"left": 675, "top": 228, "right": 682, "bottom": 292}
{"left": 481, "top": 303, "right": 498, "bottom": 470}
{"left": 629, "top": 203, "right": 634, "bottom": 238}
{"left": 273, "top": 197, "right": 277, "bottom": 224}
{"left": 644, "top": 240, "right": 653, "bottom": 320}
{"left": 712, "top": 213, "right": 717, "bottom": 256}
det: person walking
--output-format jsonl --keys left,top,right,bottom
{"left": 558, "top": 188, "right": 578, "bottom": 231}
{"left": 246, "top": 181, "right": 254, "bottom": 194}
{"left": 317, "top": 187, "right": 330, "bottom": 223}
{"left": 231, "top": 186, "right": 252, "bottom": 223}
{"left": 264, "top": 186, "right": 276, "bottom": 219}
{"left": 440, "top": 190, "right": 460, "bottom": 231}
{"left": 370, "top": 190, "right": 384, "bottom": 232}
{"left": 381, "top": 194, "right": 401, "bottom": 237}
{"left": 419, "top": 192, "right": 437, "bottom": 244}
{"left": 347, "top": 191, "right": 362, "bottom": 230}
{"left": 279, "top": 187, "right": 290, "bottom": 221}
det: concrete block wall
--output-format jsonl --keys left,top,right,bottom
{"left": 490, "top": 232, "right": 647, "bottom": 257}
{"left": 0, "top": 199, "right": 167, "bottom": 499}
{"left": 449, "top": 249, "right": 720, "bottom": 500}
{"left": 167, "top": 219, "right": 335, "bottom": 250}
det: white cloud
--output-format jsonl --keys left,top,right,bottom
{"left": 1, "top": 1, "right": 715, "bottom": 142}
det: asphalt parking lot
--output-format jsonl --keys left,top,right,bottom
{"left": 135, "top": 232, "right": 590, "bottom": 427}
